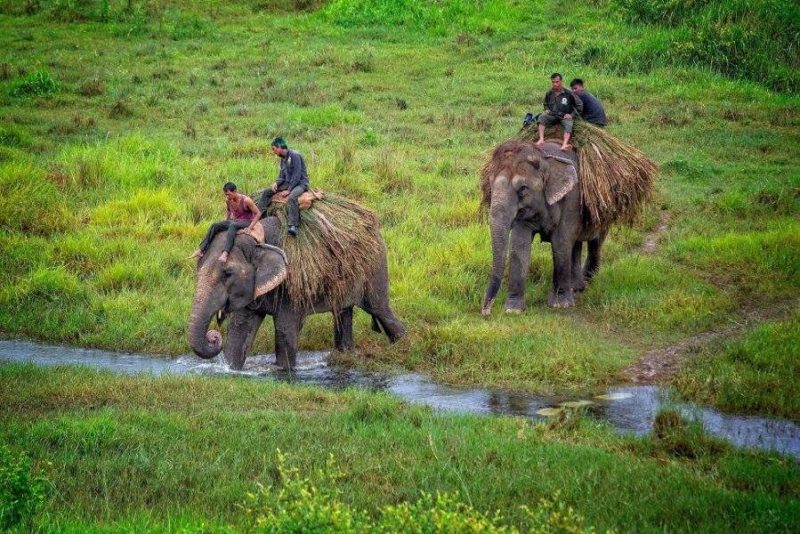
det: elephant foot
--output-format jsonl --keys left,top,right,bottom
{"left": 548, "top": 289, "right": 575, "bottom": 308}
{"left": 573, "top": 280, "right": 587, "bottom": 293}
{"left": 481, "top": 298, "right": 496, "bottom": 317}
{"left": 503, "top": 297, "right": 525, "bottom": 314}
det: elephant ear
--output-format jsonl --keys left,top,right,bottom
{"left": 543, "top": 154, "right": 578, "bottom": 205}
{"left": 253, "top": 244, "right": 288, "bottom": 298}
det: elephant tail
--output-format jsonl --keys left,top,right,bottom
{"left": 371, "top": 315, "right": 384, "bottom": 334}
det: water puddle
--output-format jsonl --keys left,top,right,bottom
{"left": 1, "top": 340, "right": 798, "bottom": 459}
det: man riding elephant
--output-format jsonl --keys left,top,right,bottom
{"left": 258, "top": 136, "right": 308, "bottom": 237}
{"left": 535, "top": 73, "right": 583, "bottom": 152}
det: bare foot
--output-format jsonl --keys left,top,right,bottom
{"left": 188, "top": 250, "right": 204, "bottom": 259}
{"left": 218, "top": 251, "right": 229, "bottom": 263}
{"left": 560, "top": 143, "right": 573, "bottom": 152}
{"left": 535, "top": 138, "right": 545, "bottom": 146}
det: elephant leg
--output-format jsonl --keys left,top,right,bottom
{"left": 548, "top": 238, "right": 575, "bottom": 308}
{"left": 334, "top": 307, "right": 354, "bottom": 351}
{"left": 224, "top": 310, "right": 264, "bottom": 370}
{"left": 504, "top": 222, "right": 533, "bottom": 313}
{"left": 584, "top": 230, "right": 607, "bottom": 283}
{"left": 571, "top": 241, "right": 586, "bottom": 292}
{"left": 361, "top": 254, "right": 406, "bottom": 343}
{"left": 274, "top": 309, "right": 301, "bottom": 369}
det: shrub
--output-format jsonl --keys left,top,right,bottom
{"left": 9, "top": 70, "right": 58, "bottom": 98}
{"left": 241, "top": 452, "right": 597, "bottom": 532}
{"left": 0, "top": 445, "right": 48, "bottom": 531}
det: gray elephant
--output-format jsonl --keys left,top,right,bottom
{"left": 481, "top": 140, "right": 608, "bottom": 313}
{"left": 188, "top": 215, "right": 406, "bottom": 369}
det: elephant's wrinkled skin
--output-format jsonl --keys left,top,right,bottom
{"left": 482, "top": 140, "right": 608, "bottom": 313}
{"left": 188, "top": 216, "right": 406, "bottom": 369}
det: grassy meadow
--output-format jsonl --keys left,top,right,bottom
{"left": 0, "top": 0, "right": 799, "bottom": 528}
{"left": 0, "top": 0, "right": 795, "bottom": 395}
{"left": 2, "top": 364, "right": 799, "bottom": 531}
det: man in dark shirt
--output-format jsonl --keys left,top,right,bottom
{"left": 570, "top": 78, "right": 607, "bottom": 127}
{"left": 259, "top": 137, "right": 309, "bottom": 237}
{"left": 536, "top": 73, "right": 583, "bottom": 151}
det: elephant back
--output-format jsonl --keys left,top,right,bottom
{"left": 265, "top": 193, "right": 384, "bottom": 312}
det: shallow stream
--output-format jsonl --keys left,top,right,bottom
{"left": 1, "top": 340, "right": 798, "bottom": 460}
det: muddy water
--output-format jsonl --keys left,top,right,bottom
{"left": 1, "top": 340, "right": 798, "bottom": 460}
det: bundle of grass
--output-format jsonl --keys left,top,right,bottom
{"left": 518, "top": 121, "right": 657, "bottom": 227}
{"left": 256, "top": 191, "right": 384, "bottom": 313}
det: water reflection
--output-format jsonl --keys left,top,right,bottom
{"left": 1, "top": 340, "right": 798, "bottom": 459}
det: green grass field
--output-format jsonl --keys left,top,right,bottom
{"left": 0, "top": 1, "right": 799, "bottom": 528}
{"left": 2, "top": 364, "right": 799, "bottom": 532}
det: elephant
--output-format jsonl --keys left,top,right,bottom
{"left": 481, "top": 139, "right": 608, "bottom": 313}
{"left": 188, "top": 215, "right": 406, "bottom": 370}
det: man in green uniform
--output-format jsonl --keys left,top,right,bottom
{"left": 535, "top": 73, "right": 583, "bottom": 151}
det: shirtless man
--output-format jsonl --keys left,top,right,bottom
{"left": 191, "top": 182, "right": 261, "bottom": 263}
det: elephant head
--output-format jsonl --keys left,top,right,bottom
{"left": 187, "top": 227, "right": 288, "bottom": 359}
{"left": 480, "top": 141, "right": 578, "bottom": 315}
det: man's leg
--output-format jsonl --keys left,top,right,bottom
{"left": 537, "top": 113, "right": 557, "bottom": 145}
{"left": 286, "top": 185, "right": 305, "bottom": 236}
{"left": 560, "top": 117, "right": 574, "bottom": 151}
{"left": 258, "top": 188, "right": 276, "bottom": 214}
{"left": 193, "top": 221, "right": 228, "bottom": 257}
{"left": 219, "top": 221, "right": 250, "bottom": 262}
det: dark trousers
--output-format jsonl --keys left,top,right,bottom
{"left": 198, "top": 220, "right": 250, "bottom": 254}
{"left": 260, "top": 185, "right": 305, "bottom": 227}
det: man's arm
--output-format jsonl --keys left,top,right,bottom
{"left": 288, "top": 153, "right": 303, "bottom": 187}
{"left": 573, "top": 93, "right": 584, "bottom": 115}
{"left": 274, "top": 161, "right": 286, "bottom": 190}
{"left": 542, "top": 91, "right": 550, "bottom": 111}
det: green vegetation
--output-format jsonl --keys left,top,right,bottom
{"left": 673, "top": 312, "right": 800, "bottom": 420}
{"left": 0, "top": 1, "right": 797, "bottom": 400}
{"left": 614, "top": 0, "right": 800, "bottom": 91}
{"left": 0, "top": 443, "right": 48, "bottom": 531}
{"left": 1, "top": 365, "right": 798, "bottom": 531}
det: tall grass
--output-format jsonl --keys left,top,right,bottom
{"left": 614, "top": 0, "right": 800, "bottom": 90}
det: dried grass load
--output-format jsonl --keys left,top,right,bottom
{"left": 256, "top": 191, "right": 384, "bottom": 313}
{"left": 518, "top": 121, "right": 657, "bottom": 227}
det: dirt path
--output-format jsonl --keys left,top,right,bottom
{"left": 625, "top": 303, "right": 796, "bottom": 385}
{"left": 641, "top": 210, "right": 670, "bottom": 254}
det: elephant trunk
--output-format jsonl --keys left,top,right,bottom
{"left": 482, "top": 175, "right": 516, "bottom": 316}
{"left": 187, "top": 278, "right": 226, "bottom": 359}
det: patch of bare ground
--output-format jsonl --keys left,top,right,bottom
{"left": 625, "top": 301, "right": 797, "bottom": 384}
{"left": 641, "top": 209, "right": 670, "bottom": 254}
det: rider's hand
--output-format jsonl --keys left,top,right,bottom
{"left": 564, "top": 113, "right": 573, "bottom": 120}
{"left": 271, "top": 183, "right": 277, "bottom": 192}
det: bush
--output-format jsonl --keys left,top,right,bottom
{"left": 9, "top": 70, "right": 58, "bottom": 98}
{"left": 0, "top": 445, "right": 48, "bottom": 530}
{"left": 241, "top": 452, "right": 597, "bottom": 532}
